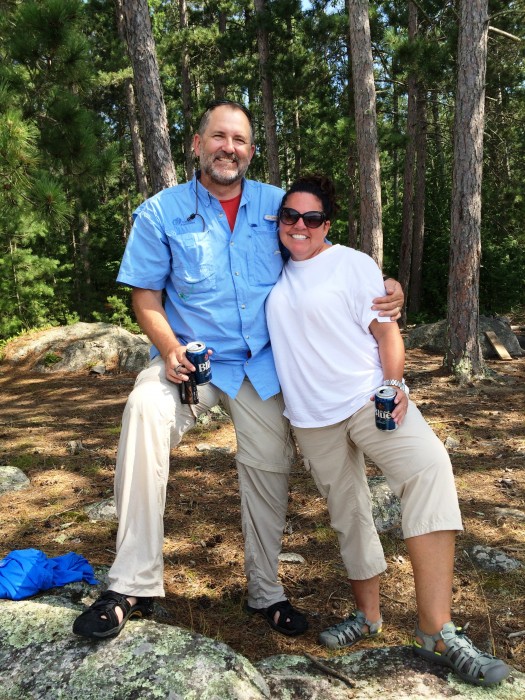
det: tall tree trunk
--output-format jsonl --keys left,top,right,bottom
{"left": 348, "top": 0, "right": 382, "bottom": 268}
{"left": 254, "top": 0, "right": 280, "bottom": 186}
{"left": 179, "top": 0, "right": 194, "bottom": 181}
{"left": 115, "top": 0, "right": 149, "bottom": 198}
{"left": 445, "top": 0, "right": 489, "bottom": 380}
{"left": 345, "top": 0, "right": 358, "bottom": 249}
{"left": 215, "top": 10, "right": 227, "bottom": 100}
{"left": 408, "top": 89, "right": 428, "bottom": 314}
{"left": 124, "top": 78, "right": 150, "bottom": 198}
{"left": 397, "top": 1, "right": 418, "bottom": 323}
{"left": 121, "top": 0, "right": 177, "bottom": 193}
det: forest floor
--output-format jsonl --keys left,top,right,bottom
{"left": 0, "top": 344, "right": 524, "bottom": 673}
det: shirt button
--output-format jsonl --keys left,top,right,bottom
{"left": 241, "top": 304, "right": 246, "bottom": 309}
{"left": 246, "top": 335, "right": 250, "bottom": 339}
{"left": 235, "top": 271, "right": 239, "bottom": 276}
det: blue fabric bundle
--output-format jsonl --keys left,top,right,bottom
{"left": 0, "top": 548, "right": 98, "bottom": 600}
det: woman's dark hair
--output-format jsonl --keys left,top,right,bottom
{"left": 280, "top": 174, "right": 339, "bottom": 220}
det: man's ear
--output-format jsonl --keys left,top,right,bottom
{"left": 193, "top": 133, "right": 201, "bottom": 157}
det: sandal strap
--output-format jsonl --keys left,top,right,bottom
{"left": 90, "top": 590, "right": 133, "bottom": 627}
{"left": 266, "top": 599, "right": 298, "bottom": 623}
{"left": 415, "top": 622, "right": 510, "bottom": 684}
{"left": 319, "top": 610, "right": 382, "bottom": 649}
{"left": 266, "top": 599, "right": 308, "bottom": 634}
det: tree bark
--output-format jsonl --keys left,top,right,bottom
{"left": 348, "top": 0, "right": 382, "bottom": 268}
{"left": 397, "top": 1, "right": 418, "bottom": 323}
{"left": 121, "top": 0, "right": 177, "bottom": 193}
{"left": 215, "top": 10, "right": 227, "bottom": 101}
{"left": 345, "top": 0, "right": 358, "bottom": 249}
{"left": 115, "top": 0, "right": 149, "bottom": 198}
{"left": 408, "top": 89, "right": 427, "bottom": 315}
{"left": 254, "top": 0, "right": 280, "bottom": 186}
{"left": 179, "top": 0, "right": 194, "bottom": 181}
{"left": 444, "top": 0, "right": 489, "bottom": 380}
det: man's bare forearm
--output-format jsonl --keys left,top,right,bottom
{"left": 132, "top": 288, "right": 183, "bottom": 361}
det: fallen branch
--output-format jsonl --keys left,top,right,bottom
{"left": 508, "top": 630, "right": 525, "bottom": 639}
{"left": 303, "top": 652, "right": 356, "bottom": 688}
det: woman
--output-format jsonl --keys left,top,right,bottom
{"left": 265, "top": 175, "right": 510, "bottom": 687}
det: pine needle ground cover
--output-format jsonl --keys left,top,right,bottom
{"left": 0, "top": 347, "right": 523, "bottom": 672}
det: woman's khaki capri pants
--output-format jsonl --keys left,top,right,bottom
{"left": 294, "top": 399, "right": 463, "bottom": 581}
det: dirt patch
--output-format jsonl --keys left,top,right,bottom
{"left": 0, "top": 349, "right": 524, "bottom": 671}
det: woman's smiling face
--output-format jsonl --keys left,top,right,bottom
{"left": 278, "top": 191, "right": 331, "bottom": 261}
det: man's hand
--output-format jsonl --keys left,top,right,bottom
{"left": 372, "top": 278, "right": 404, "bottom": 320}
{"left": 166, "top": 346, "right": 213, "bottom": 384}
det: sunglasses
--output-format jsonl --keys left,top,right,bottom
{"left": 279, "top": 207, "right": 327, "bottom": 229}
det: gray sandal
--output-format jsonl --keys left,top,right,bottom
{"left": 413, "top": 622, "right": 510, "bottom": 686}
{"left": 318, "top": 609, "right": 382, "bottom": 649}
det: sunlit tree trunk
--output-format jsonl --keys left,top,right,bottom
{"left": 445, "top": 0, "right": 489, "bottom": 380}
{"left": 348, "top": 0, "right": 382, "bottom": 267}
{"left": 115, "top": 0, "right": 149, "bottom": 198}
{"left": 121, "top": 0, "right": 177, "bottom": 193}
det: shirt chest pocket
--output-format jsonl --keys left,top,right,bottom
{"left": 168, "top": 229, "right": 216, "bottom": 294}
{"left": 248, "top": 228, "right": 283, "bottom": 286}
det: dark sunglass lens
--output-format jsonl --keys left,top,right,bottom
{"left": 303, "top": 212, "right": 325, "bottom": 228}
{"left": 280, "top": 208, "right": 300, "bottom": 225}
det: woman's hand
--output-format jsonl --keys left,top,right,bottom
{"left": 391, "top": 387, "right": 408, "bottom": 425}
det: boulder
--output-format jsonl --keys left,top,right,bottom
{"left": 1, "top": 584, "right": 524, "bottom": 699}
{"left": 3, "top": 322, "right": 150, "bottom": 373}
{"left": 0, "top": 466, "right": 30, "bottom": 495}
{"left": 405, "top": 317, "right": 523, "bottom": 358}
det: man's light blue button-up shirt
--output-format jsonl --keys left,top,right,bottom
{"left": 117, "top": 176, "right": 285, "bottom": 400}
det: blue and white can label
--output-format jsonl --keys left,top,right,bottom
{"left": 186, "top": 341, "right": 212, "bottom": 385}
{"left": 375, "top": 386, "right": 398, "bottom": 431}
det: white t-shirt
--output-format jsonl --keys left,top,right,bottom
{"left": 266, "top": 244, "right": 391, "bottom": 428}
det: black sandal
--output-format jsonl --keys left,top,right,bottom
{"left": 72, "top": 590, "right": 154, "bottom": 639}
{"left": 246, "top": 599, "right": 308, "bottom": 637}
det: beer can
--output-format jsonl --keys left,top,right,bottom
{"left": 179, "top": 372, "right": 199, "bottom": 405}
{"left": 186, "top": 341, "right": 212, "bottom": 385}
{"left": 375, "top": 386, "right": 398, "bottom": 431}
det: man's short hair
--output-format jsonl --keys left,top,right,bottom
{"left": 197, "top": 99, "right": 255, "bottom": 144}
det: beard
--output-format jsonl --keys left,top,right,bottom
{"left": 200, "top": 150, "right": 250, "bottom": 186}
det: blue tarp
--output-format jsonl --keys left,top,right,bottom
{"left": 0, "top": 548, "right": 98, "bottom": 600}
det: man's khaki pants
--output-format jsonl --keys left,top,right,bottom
{"left": 107, "top": 357, "right": 295, "bottom": 609}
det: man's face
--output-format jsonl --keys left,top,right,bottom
{"left": 193, "top": 106, "right": 255, "bottom": 190}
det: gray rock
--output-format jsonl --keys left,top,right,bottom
{"left": 84, "top": 498, "right": 117, "bottom": 522}
{"left": 196, "top": 443, "right": 233, "bottom": 455}
{"left": 406, "top": 316, "right": 523, "bottom": 358}
{"left": 1, "top": 591, "right": 524, "bottom": 699}
{"left": 256, "top": 648, "right": 525, "bottom": 699}
{"left": 278, "top": 553, "right": 306, "bottom": 564}
{"left": 0, "top": 466, "right": 30, "bottom": 494}
{"left": 4, "top": 322, "right": 150, "bottom": 373}
{"left": 0, "top": 598, "right": 270, "bottom": 700}
{"left": 466, "top": 545, "right": 522, "bottom": 572}
{"left": 369, "top": 477, "right": 402, "bottom": 535}
{"left": 495, "top": 507, "right": 525, "bottom": 522}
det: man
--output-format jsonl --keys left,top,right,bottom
{"left": 72, "top": 99, "right": 404, "bottom": 639}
